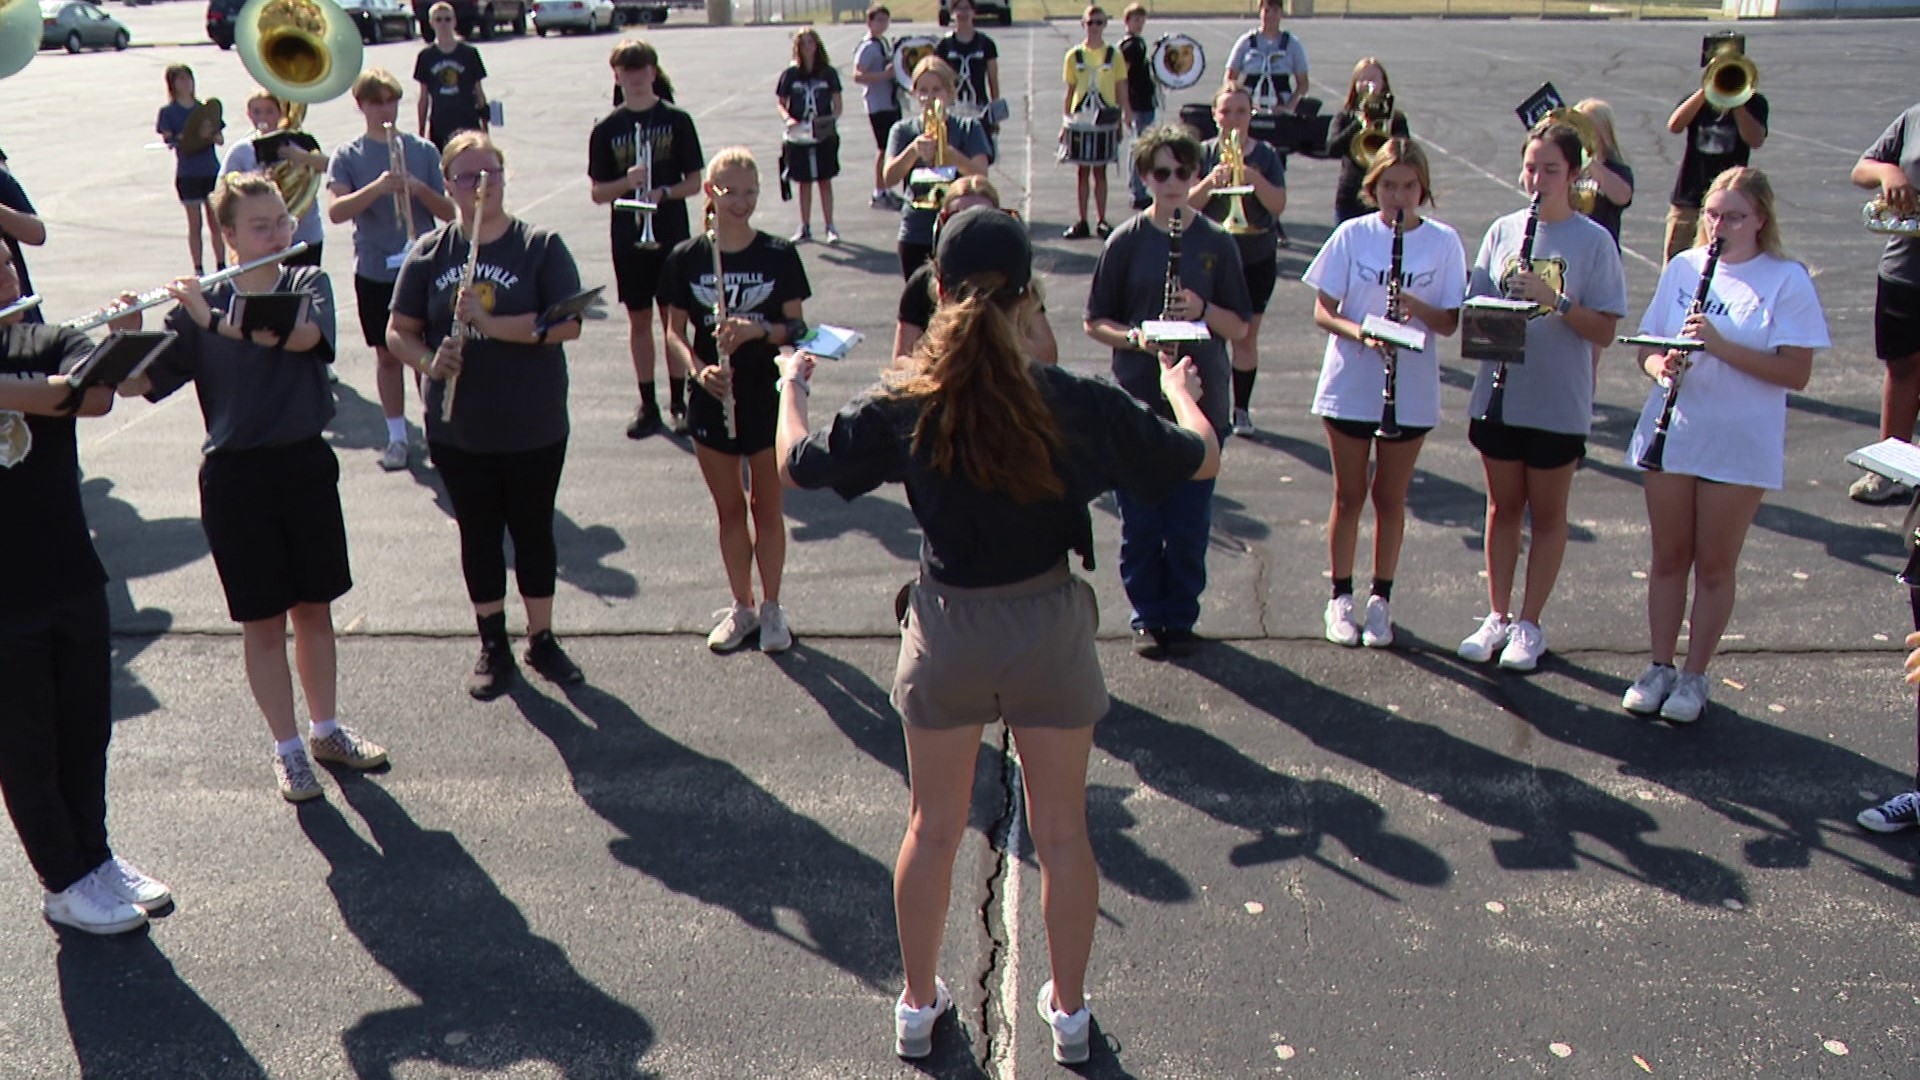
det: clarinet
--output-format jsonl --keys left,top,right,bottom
{"left": 1375, "top": 208, "right": 1405, "bottom": 439}
{"left": 1162, "top": 206, "right": 1183, "bottom": 319}
{"left": 1638, "top": 236, "right": 1723, "bottom": 473}
{"left": 1479, "top": 193, "right": 1541, "bottom": 426}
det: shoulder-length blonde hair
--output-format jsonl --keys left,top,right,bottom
{"left": 1573, "top": 98, "right": 1628, "bottom": 167}
{"left": 1695, "top": 166, "right": 1794, "bottom": 263}
{"left": 1360, "top": 137, "right": 1435, "bottom": 208}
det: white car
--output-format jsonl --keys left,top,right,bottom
{"left": 340, "top": 0, "right": 414, "bottom": 43}
{"left": 532, "top": 0, "right": 613, "bottom": 34}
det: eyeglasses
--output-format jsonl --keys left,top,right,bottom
{"left": 1146, "top": 165, "right": 1194, "bottom": 183}
{"left": 430, "top": 15, "right": 454, "bottom": 22}
{"left": 238, "top": 215, "right": 296, "bottom": 237}
{"left": 1702, "top": 209, "right": 1751, "bottom": 226}
{"left": 1084, "top": 17, "right": 1106, "bottom": 24}
{"left": 447, "top": 171, "right": 495, "bottom": 190}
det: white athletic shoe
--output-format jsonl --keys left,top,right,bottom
{"left": 1457, "top": 612, "right": 1511, "bottom": 663}
{"left": 707, "top": 603, "right": 759, "bottom": 653}
{"left": 89, "top": 856, "right": 172, "bottom": 912}
{"left": 1622, "top": 663, "right": 1678, "bottom": 715}
{"left": 1361, "top": 595, "right": 1394, "bottom": 648}
{"left": 893, "top": 977, "right": 952, "bottom": 1059}
{"left": 1323, "top": 595, "right": 1360, "bottom": 647}
{"left": 1036, "top": 979, "right": 1093, "bottom": 1065}
{"left": 758, "top": 601, "right": 793, "bottom": 653}
{"left": 1659, "top": 671, "right": 1710, "bottom": 723}
{"left": 44, "top": 874, "right": 147, "bottom": 935}
{"left": 1499, "top": 620, "right": 1547, "bottom": 671}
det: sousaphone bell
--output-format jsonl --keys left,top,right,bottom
{"left": 235, "top": 0, "right": 365, "bottom": 216}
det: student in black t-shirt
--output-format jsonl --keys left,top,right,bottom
{"left": 1572, "top": 98, "right": 1635, "bottom": 249}
{"left": 1663, "top": 77, "right": 1766, "bottom": 263}
{"left": 661, "top": 148, "right": 811, "bottom": 655}
{"left": 1116, "top": 3, "right": 1155, "bottom": 211}
{"left": 589, "top": 38, "right": 705, "bottom": 440}
{"left": 894, "top": 176, "right": 1057, "bottom": 364}
{"left": 414, "top": 1, "right": 489, "bottom": 151}
{"left": 390, "top": 132, "right": 590, "bottom": 703}
{"left": 0, "top": 247, "right": 172, "bottom": 936}
{"left": 0, "top": 162, "right": 46, "bottom": 325}
{"left": 119, "top": 174, "right": 389, "bottom": 804}
{"left": 1328, "top": 57, "right": 1410, "bottom": 225}
{"left": 776, "top": 28, "right": 843, "bottom": 244}
{"left": 932, "top": 0, "right": 1001, "bottom": 160}
{"left": 777, "top": 207, "right": 1218, "bottom": 1066}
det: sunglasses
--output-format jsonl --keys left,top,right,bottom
{"left": 1146, "top": 165, "right": 1194, "bottom": 183}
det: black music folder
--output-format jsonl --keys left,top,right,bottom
{"left": 536, "top": 286, "right": 607, "bottom": 334}
{"left": 63, "top": 330, "right": 177, "bottom": 388}
{"left": 232, "top": 291, "right": 311, "bottom": 339}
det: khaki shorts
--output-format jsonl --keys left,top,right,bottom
{"left": 1664, "top": 205, "right": 1700, "bottom": 265}
{"left": 892, "top": 564, "right": 1110, "bottom": 731}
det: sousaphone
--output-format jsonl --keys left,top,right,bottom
{"left": 0, "top": 0, "right": 41, "bottom": 80}
{"left": 892, "top": 34, "right": 937, "bottom": 93}
{"left": 235, "top": 0, "right": 365, "bottom": 217}
{"left": 1150, "top": 33, "right": 1204, "bottom": 91}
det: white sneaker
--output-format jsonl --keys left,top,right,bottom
{"left": 1850, "top": 470, "right": 1911, "bottom": 505}
{"left": 1457, "top": 612, "right": 1511, "bottom": 663}
{"left": 893, "top": 976, "right": 952, "bottom": 1059}
{"left": 823, "top": 226, "right": 841, "bottom": 246}
{"left": 1622, "top": 663, "right": 1677, "bottom": 715}
{"left": 1323, "top": 595, "right": 1360, "bottom": 646}
{"left": 89, "top": 856, "right": 172, "bottom": 912}
{"left": 44, "top": 874, "right": 147, "bottom": 935}
{"left": 1361, "top": 595, "right": 1394, "bottom": 648}
{"left": 707, "top": 603, "right": 759, "bottom": 653}
{"left": 1036, "top": 979, "right": 1093, "bottom": 1065}
{"left": 1231, "top": 408, "right": 1254, "bottom": 436}
{"left": 1499, "top": 620, "right": 1546, "bottom": 671}
{"left": 1659, "top": 671, "right": 1709, "bottom": 723}
{"left": 379, "top": 440, "right": 409, "bottom": 472}
{"left": 758, "top": 600, "right": 792, "bottom": 653}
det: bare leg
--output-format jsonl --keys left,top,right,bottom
{"left": 1009, "top": 723, "right": 1098, "bottom": 1012}
{"left": 894, "top": 723, "right": 987, "bottom": 1009}
{"left": 1515, "top": 461, "right": 1578, "bottom": 626}
{"left": 746, "top": 448, "right": 786, "bottom": 604}
{"left": 695, "top": 444, "right": 756, "bottom": 606}
{"left": 288, "top": 603, "right": 338, "bottom": 724}
{"left": 1480, "top": 455, "right": 1528, "bottom": 617}
{"left": 1075, "top": 168, "right": 1091, "bottom": 224}
{"left": 1368, "top": 434, "right": 1425, "bottom": 581}
{"left": 1882, "top": 354, "right": 1920, "bottom": 443}
{"left": 375, "top": 345, "right": 408, "bottom": 423}
{"left": 819, "top": 179, "right": 835, "bottom": 232}
{"left": 1681, "top": 481, "right": 1764, "bottom": 674}
{"left": 1092, "top": 167, "right": 1109, "bottom": 224}
{"left": 241, "top": 613, "right": 298, "bottom": 744}
{"left": 1323, "top": 421, "right": 1373, "bottom": 583}
{"left": 798, "top": 182, "right": 814, "bottom": 231}
{"left": 184, "top": 203, "right": 206, "bottom": 271}
{"left": 1642, "top": 471, "right": 1698, "bottom": 666}
{"left": 524, "top": 595, "right": 554, "bottom": 636}
{"left": 1232, "top": 313, "right": 1263, "bottom": 374}
{"left": 627, "top": 306, "right": 657, "bottom": 385}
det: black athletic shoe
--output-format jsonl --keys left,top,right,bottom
{"left": 1063, "top": 220, "right": 1092, "bottom": 240}
{"left": 1096, "top": 220, "right": 1113, "bottom": 239}
{"left": 1132, "top": 626, "right": 1168, "bottom": 659}
{"left": 1164, "top": 627, "right": 1201, "bottom": 658}
{"left": 1274, "top": 222, "right": 1289, "bottom": 250}
{"left": 468, "top": 639, "right": 518, "bottom": 700}
{"left": 626, "top": 406, "right": 663, "bottom": 439}
{"left": 523, "top": 630, "right": 585, "bottom": 685}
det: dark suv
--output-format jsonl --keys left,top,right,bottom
{"left": 413, "top": 0, "right": 527, "bottom": 39}
{"left": 937, "top": 0, "right": 1010, "bottom": 24}
{"left": 205, "top": 0, "right": 244, "bottom": 48}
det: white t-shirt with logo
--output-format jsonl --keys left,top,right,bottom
{"left": 1626, "top": 248, "right": 1829, "bottom": 490}
{"left": 1303, "top": 213, "right": 1467, "bottom": 428}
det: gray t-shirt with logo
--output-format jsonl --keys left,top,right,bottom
{"left": 1866, "top": 104, "right": 1920, "bottom": 286}
{"left": 1466, "top": 209, "right": 1628, "bottom": 436}
{"left": 327, "top": 131, "right": 447, "bottom": 284}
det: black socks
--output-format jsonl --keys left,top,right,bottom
{"left": 1232, "top": 369, "right": 1257, "bottom": 412}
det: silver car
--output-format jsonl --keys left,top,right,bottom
{"left": 39, "top": 0, "right": 130, "bottom": 53}
{"left": 532, "top": 0, "right": 613, "bottom": 34}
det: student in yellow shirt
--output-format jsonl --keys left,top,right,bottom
{"left": 1060, "top": 5, "right": 1131, "bottom": 239}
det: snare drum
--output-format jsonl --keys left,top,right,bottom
{"left": 1058, "top": 108, "right": 1121, "bottom": 166}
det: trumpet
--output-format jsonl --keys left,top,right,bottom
{"left": 907, "top": 99, "right": 951, "bottom": 212}
{"left": 1350, "top": 83, "right": 1394, "bottom": 169}
{"left": 1215, "top": 128, "right": 1259, "bottom": 236}
{"left": 62, "top": 243, "right": 313, "bottom": 332}
{"left": 384, "top": 121, "right": 416, "bottom": 243}
{"left": 1864, "top": 196, "right": 1920, "bottom": 237}
{"left": 630, "top": 127, "right": 660, "bottom": 249}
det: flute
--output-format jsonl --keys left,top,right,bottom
{"left": 62, "top": 244, "right": 312, "bottom": 332}
{"left": 706, "top": 200, "right": 737, "bottom": 441}
{"left": 1636, "top": 236, "right": 1723, "bottom": 473}
{"left": 1376, "top": 208, "right": 1405, "bottom": 439}
{"left": 0, "top": 294, "right": 41, "bottom": 321}
{"left": 440, "top": 171, "right": 488, "bottom": 424}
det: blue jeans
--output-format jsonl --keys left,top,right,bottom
{"left": 1126, "top": 109, "right": 1156, "bottom": 205}
{"left": 1116, "top": 475, "right": 1215, "bottom": 632}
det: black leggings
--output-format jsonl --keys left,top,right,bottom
{"left": 429, "top": 440, "right": 567, "bottom": 606}
{"left": 0, "top": 586, "right": 113, "bottom": 893}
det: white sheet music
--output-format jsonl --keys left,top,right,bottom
{"left": 1848, "top": 438, "right": 1920, "bottom": 489}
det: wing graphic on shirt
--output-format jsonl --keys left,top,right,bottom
{"left": 736, "top": 279, "right": 778, "bottom": 313}
{"left": 690, "top": 280, "right": 721, "bottom": 312}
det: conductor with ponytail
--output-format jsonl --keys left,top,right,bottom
{"left": 778, "top": 207, "right": 1218, "bottom": 1066}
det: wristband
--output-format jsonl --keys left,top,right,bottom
{"left": 1554, "top": 293, "right": 1573, "bottom": 317}
{"left": 55, "top": 383, "right": 88, "bottom": 416}
{"left": 203, "top": 308, "right": 225, "bottom": 335}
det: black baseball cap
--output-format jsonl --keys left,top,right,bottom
{"left": 934, "top": 207, "right": 1031, "bottom": 292}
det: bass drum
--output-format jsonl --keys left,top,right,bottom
{"left": 1177, "top": 101, "right": 1217, "bottom": 141}
{"left": 1150, "top": 33, "right": 1205, "bottom": 91}
{"left": 893, "top": 35, "right": 938, "bottom": 93}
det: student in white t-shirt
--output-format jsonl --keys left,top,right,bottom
{"left": 1620, "top": 166, "right": 1828, "bottom": 724}
{"left": 1302, "top": 138, "right": 1464, "bottom": 649}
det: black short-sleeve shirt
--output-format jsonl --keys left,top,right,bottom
{"left": 0, "top": 170, "right": 42, "bottom": 325}
{"left": 1669, "top": 93, "right": 1768, "bottom": 208}
{"left": 413, "top": 42, "right": 488, "bottom": 143}
{"left": 1118, "top": 33, "right": 1155, "bottom": 114}
{"left": 1330, "top": 110, "right": 1410, "bottom": 221}
{"left": 786, "top": 364, "right": 1208, "bottom": 588}
{"left": 588, "top": 103, "right": 704, "bottom": 252}
{"left": 0, "top": 324, "right": 107, "bottom": 623}
{"left": 934, "top": 32, "right": 998, "bottom": 110}
{"left": 660, "top": 230, "right": 811, "bottom": 376}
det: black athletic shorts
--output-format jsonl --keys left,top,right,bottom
{"left": 354, "top": 275, "right": 395, "bottom": 350}
{"left": 783, "top": 137, "right": 841, "bottom": 184}
{"left": 869, "top": 109, "right": 901, "bottom": 151}
{"left": 1324, "top": 416, "right": 1432, "bottom": 444}
{"left": 1467, "top": 418, "right": 1587, "bottom": 471}
{"left": 198, "top": 436, "right": 353, "bottom": 623}
{"left": 688, "top": 356, "right": 778, "bottom": 457}
{"left": 898, "top": 241, "right": 932, "bottom": 281}
{"left": 175, "top": 174, "right": 216, "bottom": 204}
{"left": 1876, "top": 275, "right": 1920, "bottom": 362}
{"left": 613, "top": 242, "right": 671, "bottom": 311}
{"left": 1245, "top": 256, "right": 1278, "bottom": 316}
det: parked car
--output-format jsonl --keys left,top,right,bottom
{"left": 611, "top": 0, "right": 667, "bottom": 25}
{"left": 937, "top": 0, "right": 1008, "bottom": 24}
{"left": 40, "top": 0, "right": 129, "bottom": 52}
{"left": 341, "top": 0, "right": 415, "bottom": 43}
{"left": 412, "top": 0, "right": 526, "bottom": 40}
{"left": 206, "top": 0, "right": 242, "bottom": 48}
{"left": 532, "top": 0, "right": 613, "bottom": 34}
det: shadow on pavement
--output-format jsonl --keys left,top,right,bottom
{"left": 84, "top": 475, "right": 204, "bottom": 722}
{"left": 516, "top": 680, "right": 903, "bottom": 989}
{"left": 58, "top": 929, "right": 266, "bottom": 1080}
{"left": 785, "top": 485, "right": 924, "bottom": 562}
{"left": 1199, "top": 637, "right": 1747, "bottom": 906}
{"left": 298, "top": 780, "right": 657, "bottom": 1080}
{"left": 1098, "top": 697, "right": 1450, "bottom": 901}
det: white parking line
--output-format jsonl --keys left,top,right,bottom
{"left": 997, "top": 752, "right": 1026, "bottom": 1080}
{"left": 1421, "top": 136, "right": 1661, "bottom": 272}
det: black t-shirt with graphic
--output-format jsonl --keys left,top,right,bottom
{"left": 0, "top": 324, "right": 107, "bottom": 624}
{"left": 660, "top": 230, "right": 811, "bottom": 392}
{"left": 777, "top": 65, "right": 843, "bottom": 136}
{"left": 785, "top": 363, "right": 1208, "bottom": 588}
{"left": 413, "top": 42, "right": 487, "bottom": 143}
{"left": 391, "top": 217, "right": 582, "bottom": 454}
{"left": 1670, "top": 92, "right": 1768, "bottom": 208}
{"left": 934, "top": 32, "right": 998, "bottom": 110}
{"left": 1118, "top": 33, "right": 1154, "bottom": 113}
{"left": 588, "top": 103, "right": 704, "bottom": 252}
{"left": 1584, "top": 155, "right": 1635, "bottom": 249}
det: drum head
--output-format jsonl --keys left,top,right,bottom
{"left": 893, "top": 36, "right": 938, "bottom": 92}
{"left": 1151, "top": 34, "right": 1205, "bottom": 91}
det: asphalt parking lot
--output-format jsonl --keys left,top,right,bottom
{"left": 1, "top": 9, "right": 1919, "bottom": 1077}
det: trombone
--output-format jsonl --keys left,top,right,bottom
{"left": 1350, "top": 83, "right": 1395, "bottom": 169}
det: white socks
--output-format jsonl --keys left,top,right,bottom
{"left": 385, "top": 417, "right": 406, "bottom": 444}
{"left": 311, "top": 718, "right": 338, "bottom": 740}
{"left": 274, "top": 736, "right": 304, "bottom": 757}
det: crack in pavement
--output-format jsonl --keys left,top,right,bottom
{"left": 978, "top": 725, "right": 1020, "bottom": 1077}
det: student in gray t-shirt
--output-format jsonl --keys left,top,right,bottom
{"left": 1456, "top": 123, "right": 1626, "bottom": 674}
{"left": 882, "top": 56, "right": 991, "bottom": 279}
{"left": 1849, "top": 101, "right": 1920, "bottom": 505}
{"left": 325, "top": 68, "right": 456, "bottom": 472}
